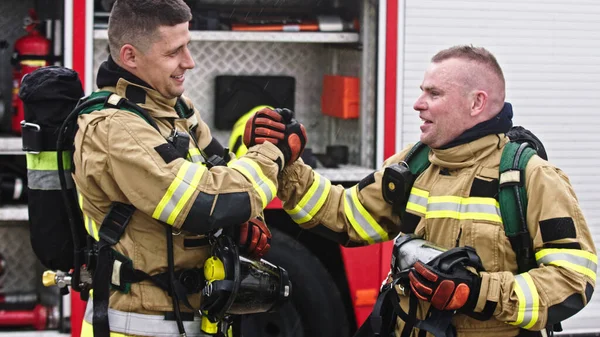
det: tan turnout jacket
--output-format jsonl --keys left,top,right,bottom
{"left": 278, "top": 134, "right": 596, "bottom": 337}
{"left": 73, "top": 77, "right": 283, "bottom": 319}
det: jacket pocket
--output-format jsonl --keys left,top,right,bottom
{"left": 460, "top": 220, "right": 504, "bottom": 272}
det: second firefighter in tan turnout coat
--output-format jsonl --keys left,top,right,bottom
{"left": 261, "top": 46, "right": 597, "bottom": 336}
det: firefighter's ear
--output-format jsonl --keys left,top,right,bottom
{"left": 119, "top": 44, "right": 138, "bottom": 69}
{"left": 469, "top": 90, "right": 487, "bottom": 117}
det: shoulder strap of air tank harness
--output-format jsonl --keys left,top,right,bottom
{"left": 499, "top": 142, "right": 561, "bottom": 336}
{"left": 396, "top": 142, "right": 430, "bottom": 221}
{"left": 75, "top": 92, "right": 194, "bottom": 337}
{"left": 499, "top": 141, "right": 537, "bottom": 274}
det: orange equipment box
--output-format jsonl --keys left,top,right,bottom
{"left": 321, "top": 75, "right": 360, "bottom": 119}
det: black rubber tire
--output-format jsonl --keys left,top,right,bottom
{"left": 240, "top": 228, "right": 350, "bottom": 337}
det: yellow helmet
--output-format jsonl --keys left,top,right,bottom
{"left": 228, "top": 105, "right": 273, "bottom": 158}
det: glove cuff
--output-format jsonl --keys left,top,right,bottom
{"left": 246, "top": 141, "right": 286, "bottom": 172}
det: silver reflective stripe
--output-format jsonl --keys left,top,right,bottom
{"left": 232, "top": 160, "right": 274, "bottom": 203}
{"left": 408, "top": 193, "right": 427, "bottom": 208}
{"left": 27, "top": 170, "right": 74, "bottom": 190}
{"left": 84, "top": 299, "right": 208, "bottom": 337}
{"left": 344, "top": 188, "right": 386, "bottom": 243}
{"left": 188, "top": 148, "right": 203, "bottom": 163}
{"left": 536, "top": 249, "right": 597, "bottom": 281}
{"left": 189, "top": 154, "right": 203, "bottom": 163}
{"left": 512, "top": 274, "right": 539, "bottom": 328}
{"left": 155, "top": 163, "right": 202, "bottom": 223}
{"left": 427, "top": 202, "right": 500, "bottom": 215}
{"left": 287, "top": 173, "right": 330, "bottom": 224}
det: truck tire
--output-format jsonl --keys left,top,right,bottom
{"left": 240, "top": 228, "right": 350, "bottom": 337}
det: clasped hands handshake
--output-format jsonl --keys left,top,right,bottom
{"left": 242, "top": 107, "right": 308, "bottom": 166}
{"left": 237, "top": 108, "right": 307, "bottom": 260}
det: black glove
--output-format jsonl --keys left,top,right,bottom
{"left": 408, "top": 246, "right": 483, "bottom": 311}
{"left": 237, "top": 217, "right": 272, "bottom": 260}
{"left": 243, "top": 107, "right": 307, "bottom": 165}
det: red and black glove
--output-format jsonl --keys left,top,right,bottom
{"left": 408, "top": 247, "right": 482, "bottom": 311}
{"left": 237, "top": 217, "right": 272, "bottom": 260}
{"left": 243, "top": 107, "right": 307, "bottom": 165}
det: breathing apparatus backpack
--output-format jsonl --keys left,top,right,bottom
{"left": 19, "top": 66, "right": 87, "bottom": 276}
{"left": 20, "top": 66, "right": 291, "bottom": 337}
{"left": 355, "top": 129, "right": 553, "bottom": 337}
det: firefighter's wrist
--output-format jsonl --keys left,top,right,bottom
{"left": 459, "top": 271, "right": 499, "bottom": 321}
{"left": 247, "top": 141, "right": 286, "bottom": 172}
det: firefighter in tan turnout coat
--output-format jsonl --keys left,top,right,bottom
{"left": 245, "top": 46, "right": 597, "bottom": 337}
{"left": 72, "top": 1, "right": 307, "bottom": 336}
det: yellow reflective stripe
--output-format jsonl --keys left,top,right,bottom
{"left": 428, "top": 195, "right": 498, "bottom": 206}
{"left": 509, "top": 273, "right": 539, "bottom": 328}
{"left": 536, "top": 249, "right": 597, "bottom": 281}
{"left": 21, "top": 60, "right": 47, "bottom": 67}
{"left": 411, "top": 187, "right": 429, "bottom": 198}
{"left": 406, "top": 187, "right": 428, "bottom": 214}
{"left": 405, "top": 187, "right": 502, "bottom": 223}
{"left": 425, "top": 210, "right": 502, "bottom": 222}
{"left": 26, "top": 151, "right": 72, "bottom": 171}
{"left": 523, "top": 274, "right": 539, "bottom": 329}
{"left": 84, "top": 214, "right": 100, "bottom": 241}
{"left": 77, "top": 192, "right": 99, "bottom": 241}
{"left": 286, "top": 173, "right": 331, "bottom": 224}
{"left": 153, "top": 161, "right": 206, "bottom": 225}
{"left": 230, "top": 158, "right": 276, "bottom": 208}
{"left": 188, "top": 148, "right": 203, "bottom": 163}
{"left": 343, "top": 186, "right": 388, "bottom": 244}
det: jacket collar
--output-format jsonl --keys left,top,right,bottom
{"left": 430, "top": 134, "right": 509, "bottom": 170}
{"left": 97, "top": 56, "right": 179, "bottom": 119}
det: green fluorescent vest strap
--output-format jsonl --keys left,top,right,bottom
{"left": 26, "top": 151, "right": 72, "bottom": 171}
{"left": 498, "top": 142, "right": 537, "bottom": 236}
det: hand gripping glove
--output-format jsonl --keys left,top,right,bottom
{"left": 408, "top": 246, "right": 483, "bottom": 311}
{"left": 237, "top": 217, "right": 272, "bottom": 260}
{"left": 243, "top": 107, "right": 307, "bottom": 165}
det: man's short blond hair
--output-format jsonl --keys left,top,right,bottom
{"left": 107, "top": 0, "right": 192, "bottom": 57}
{"left": 432, "top": 45, "right": 505, "bottom": 85}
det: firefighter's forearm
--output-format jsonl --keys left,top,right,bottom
{"left": 278, "top": 162, "right": 400, "bottom": 245}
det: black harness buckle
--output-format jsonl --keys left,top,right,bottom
{"left": 99, "top": 202, "right": 136, "bottom": 245}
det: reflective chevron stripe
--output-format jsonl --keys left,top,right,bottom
{"left": 230, "top": 158, "right": 276, "bottom": 208}
{"left": 188, "top": 148, "right": 203, "bottom": 163}
{"left": 286, "top": 173, "right": 331, "bottom": 224}
{"left": 509, "top": 273, "right": 540, "bottom": 329}
{"left": 536, "top": 248, "right": 597, "bottom": 281}
{"left": 344, "top": 185, "right": 388, "bottom": 244}
{"left": 406, "top": 187, "right": 502, "bottom": 223}
{"left": 153, "top": 161, "right": 206, "bottom": 225}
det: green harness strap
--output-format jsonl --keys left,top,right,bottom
{"left": 78, "top": 91, "right": 154, "bottom": 125}
{"left": 404, "top": 142, "right": 431, "bottom": 176}
{"left": 498, "top": 141, "right": 537, "bottom": 273}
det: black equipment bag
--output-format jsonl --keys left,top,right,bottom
{"left": 19, "top": 66, "right": 87, "bottom": 272}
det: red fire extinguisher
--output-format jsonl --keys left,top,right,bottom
{"left": 11, "top": 9, "right": 51, "bottom": 135}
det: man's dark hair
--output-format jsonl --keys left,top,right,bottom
{"left": 108, "top": 0, "right": 192, "bottom": 57}
{"left": 431, "top": 45, "right": 505, "bottom": 84}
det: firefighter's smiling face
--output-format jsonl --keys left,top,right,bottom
{"left": 126, "top": 22, "right": 195, "bottom": 99}
{"left": 413, "top": 58, "right": 481, "bottom": 149}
